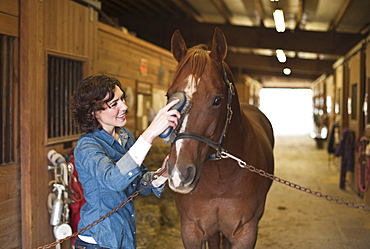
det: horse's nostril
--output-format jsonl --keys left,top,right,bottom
{"left": 183, "top": 166, "right": 196, "bottom": 186}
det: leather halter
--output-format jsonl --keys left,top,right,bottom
{"left": 174, "top": 65, "right": 235, "bottom": 161}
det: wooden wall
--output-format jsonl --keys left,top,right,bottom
{"left": 6, "top": 1, "right": 369, "bottom": 248}
{"left": 318, "top": 35, "right": 370, "bottom": 207}
{"left": 20, "top": 0, "right": 97, "bottom": 248}
{"left": 96, "top": 23, "right": 176, "bottom": 135}
{"left": 311, "top": 75, "right": 327, "bottom": 138}
{"left": 235, "top": 74, "right": 262, "bottom": 107}
{"left": 11, "top": 1, "right": 177, "bottom": 248}
{"left": 0, "top": 1, "right": 20, "bottom": 248}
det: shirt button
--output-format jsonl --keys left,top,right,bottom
{"left": 131, "top": 214, "right": 135, "bottom": 217}
{"left": 132, "top": 183, "right": 136, "bottom": 187}
{"left": 128, "top": 172, "right": 133, "bottom": 176}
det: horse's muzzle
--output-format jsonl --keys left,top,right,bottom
{"left": 169, "top": 164, "right": 197, "bottom": 194}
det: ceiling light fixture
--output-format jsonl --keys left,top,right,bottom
{"left": 276, "top": 49, "right": 286, "bottom": 63}
{"left": 283, "top": 68, "right": 291, "bottom": 75}
{"left": 273, "top": 9, "right": 285, "bottom": 32}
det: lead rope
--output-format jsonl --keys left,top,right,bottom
{"left": 38, "top": 148, "right": 370, "bottom": 248}
{"left": 220, "top": 151, "right": 370, "bottom": 212}
{"left": 35, "top": 169, "right": 165, "bottom": 249}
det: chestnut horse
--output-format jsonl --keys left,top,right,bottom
{"left": 165, "top": 28, "right": 274, "bottom": 249}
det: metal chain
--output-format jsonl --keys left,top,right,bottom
{"left": 221, "top": 151, "right": 370, "bottom": 212}
{"left": 37, "top": 150, "right": 370, "bottom": 248}
{"left": 35, "top": 171, "right": 163, "bottom": 249}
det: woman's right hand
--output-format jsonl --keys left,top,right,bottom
{"left": 141, "top": 99, "right": 181, "bottom": 144}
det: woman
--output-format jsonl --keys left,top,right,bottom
{"left": 70, "top": 74, "right": 180, "bottom": 249}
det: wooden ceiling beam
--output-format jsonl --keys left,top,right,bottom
{"left": 226, "top": 52, "right": 334, "bottom": 72}
{"left": 329, "top": 0, "right": 353, "bottom": 31}
{"left": 226, "top": 52, "right": 333, "bottom": 80}
{"left": 239, "top": 67, "right": 320, "bottom": 81}
{"left": 210, "top": 0, "right": 233, "bottom": 24}
{"left": 169, "top": 0, "right": 204, "bottom": 22}
{"left": 117, "top": 18, "right": 365, "bottom": 56}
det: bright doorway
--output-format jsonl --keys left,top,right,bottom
{"left": 259, "top": 88, "right": 313, "bottom": 135}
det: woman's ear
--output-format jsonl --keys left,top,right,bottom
{"left": 92, "top": 111, "right": 99, "bottom": 120}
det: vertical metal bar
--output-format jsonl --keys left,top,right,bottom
{"left": 58, "top": 58, "right": 62, "bottom": 137}
{"left": 0, "top": 35, "right": 6, "bottom": 164}
{"left": 62, "top": 59, "right": 67, "bottom": 137}
{"left": 56, "top": 57, "right": 61, "bottom": 137}
{"left": 8, "top": 36, "right": 14, "bottom": 162}
{"left": 60, "top": 59, "right": 64, "bottom": 137}
{"left": 48, "top": 56, "right": 55, "bottom": 138}
{"left": 67, "top": 60, "right": 73, "bottom": 136}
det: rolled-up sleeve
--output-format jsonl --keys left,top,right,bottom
{"left": 75, "top": 137, "right": 141, "bottom": 191}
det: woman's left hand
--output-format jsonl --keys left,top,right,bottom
{"left": 158, "top": 155, "right": 169, "bottom": 178}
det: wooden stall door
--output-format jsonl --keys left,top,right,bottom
{"left": 0, "top": 0, "right": 21, "bottom": 248}
{"left": 348, "top": 52, "right": 364, "bottom": 195}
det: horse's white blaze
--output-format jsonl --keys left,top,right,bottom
{"left": 172, "top": 169, "right": 182, "bottom": 188}
{"left": 175, "top": 75, "right": 198, "bottom": 168}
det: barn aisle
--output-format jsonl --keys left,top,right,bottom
{"left": 136, "top": 135, "right": 370, "bottom": 249}
{"left": 256, "top": 135, "right": 370, "bottom": 249}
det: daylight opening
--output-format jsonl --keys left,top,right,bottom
{"left": 259, "top": 88, "right": 313, "bottom": 135}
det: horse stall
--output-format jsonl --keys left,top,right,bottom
{"left": 1, "top": 0, "right": 176, "bottom": 248}
{"left": 364, "top": 37, "right": 370, "bottom": 206}
{"left": 324, "top": 75, "right": 336, "bottom": 131}
{"left": 235, "top": 75, "right": 263, "bottom": 107}
{"left": 0, "top": 1, "right": 20, "bottom": 248}
{"left": 311, "top": 76, "right": 328, "bottom": 148}
{"left": 2, "top": 0, "right": 370, "bottom": 248}
{"left": 329, "top": 34, "right": 370, "bottom": 207}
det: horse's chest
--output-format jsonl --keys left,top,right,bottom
{"left": 197, "top": 163, "right": 254, "bottom": 194}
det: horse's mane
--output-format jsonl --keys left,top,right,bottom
{"left": 175, "top": 44, "right": 209, "bottom": 82}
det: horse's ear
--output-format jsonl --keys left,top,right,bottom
{"left": 210, "top": 27, "right": 227, "bottom": 63}
{"left": 171, "top": 30, "right": 188, "bottom": 63}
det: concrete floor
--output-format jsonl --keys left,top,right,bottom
{"left": 136, "top": 135, "right": 370, "bottom": 248}
{"left": 255, "top": 135, "right": 370, "bottom": 249}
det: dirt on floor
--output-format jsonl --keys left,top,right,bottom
{"left": 135, "top": 135, "right": 370, "bottom": 249}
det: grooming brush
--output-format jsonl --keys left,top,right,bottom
{"left": 159, "top": 92, "right": 192, "bottom": 143}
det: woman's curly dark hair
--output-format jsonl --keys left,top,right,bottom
{"left": 70, "top": 74, "right": 125, "bottom": 133}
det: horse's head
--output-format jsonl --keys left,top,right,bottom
{"left": 166, "top": 28, "right": 235, "bottom": 194}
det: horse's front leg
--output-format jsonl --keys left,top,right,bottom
{"left": 227, "top": 218, "right": 259, "bottom": 249}
{"left": 180, "top": 218, "right": 208, "bottom": 249}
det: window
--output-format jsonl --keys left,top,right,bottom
{"left": 47, "top": 55, "right": 83, "bottom": 143}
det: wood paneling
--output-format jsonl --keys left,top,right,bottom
{"left": 20, "top": 0, "right": 97, "bottom": 248}
{"left": 0, "top": 0, "right": 19, "bottom": 17}
{"left": 14, "top": 1, "right": 173, "bottom": 248}
{"left": 96, "top": 23, "right": 177, "bottom": 132}
{"left": 97, "top": 22, "right": 175, "bottom": 87}
{"left": 0, "top": 13, "right": 18, "bottom": 37}
{"left": 0, "top": 1, "right": 20, "bottom": 248}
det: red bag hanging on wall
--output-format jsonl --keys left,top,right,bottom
{"left": 68, "top": 153, "right": 86, "bottom": 245}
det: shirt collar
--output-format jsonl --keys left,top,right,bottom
{"left": 92, "top": 127, "right": 129, "bottom": 147}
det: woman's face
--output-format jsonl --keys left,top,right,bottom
{"left": 94, "top": 85, "right": 128, "bottom": 133}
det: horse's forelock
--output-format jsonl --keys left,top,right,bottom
{"left": 175, "top": 44, "right": 209, "bottom": 82}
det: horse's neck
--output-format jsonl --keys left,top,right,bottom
{"left": 225, "top": 106, "right": 250, "bottom": 150}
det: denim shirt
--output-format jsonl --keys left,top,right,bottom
{"left": 74, "top": 127, "right": 164, "bottom": 249}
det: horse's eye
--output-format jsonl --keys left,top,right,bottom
{"left": 213, "top": 96, "right": 223, "bottom": 106}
